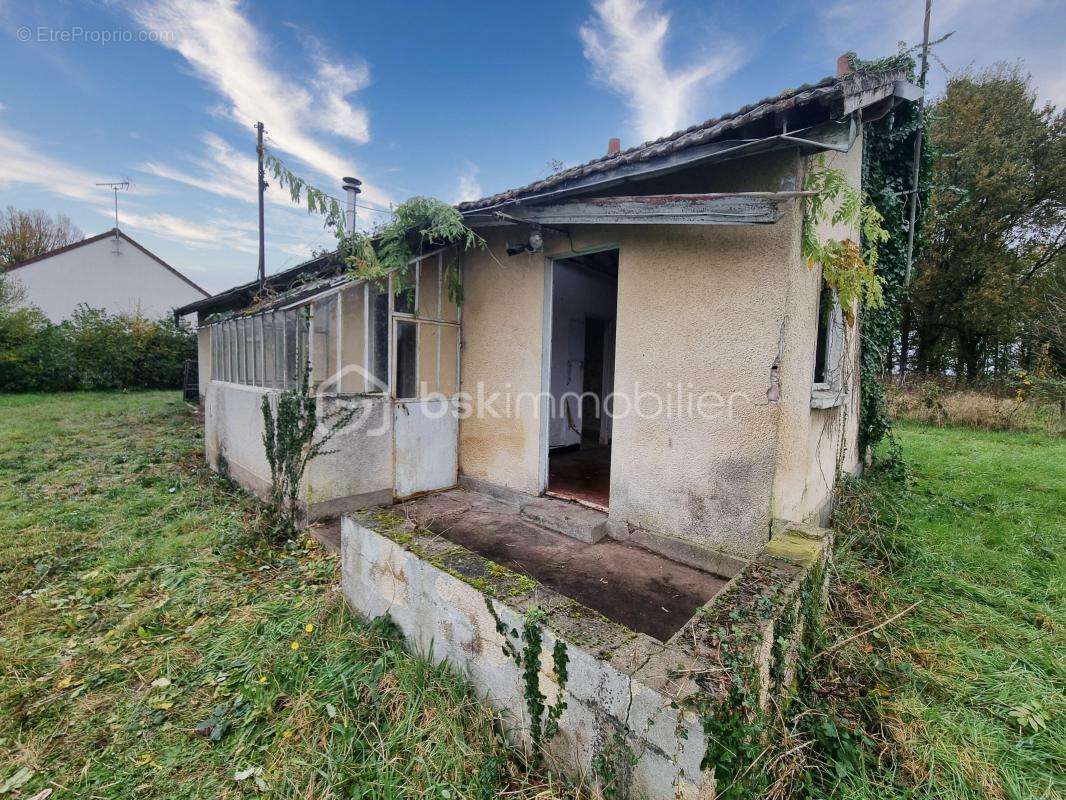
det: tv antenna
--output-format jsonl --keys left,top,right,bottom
{"left": 96, "top": 180, "right": 130, "bottom": 229}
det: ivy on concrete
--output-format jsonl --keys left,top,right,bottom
{"left": 485, "top": 601, "right": 569, "bottom": 764}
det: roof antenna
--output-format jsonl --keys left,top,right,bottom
{"left": 96, "top": 179, "right": 130, "bottom": 254}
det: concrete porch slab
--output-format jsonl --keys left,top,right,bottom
{"left": 395, "top": 489, "right": 728, "bottom": 642}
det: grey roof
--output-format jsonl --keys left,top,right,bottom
{"left": 457, "top": 69, "right": 904, "bottom": 213}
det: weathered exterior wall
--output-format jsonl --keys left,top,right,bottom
{"left": 204, "top": 381, "right": 392, "bottom": 518}
{"left": 9, "top": 233, "right": 206, "bottom": 322}
{"left": 769, "top": 137, "right": 864, "bottom": 524}
{"left": 196, "top": 327, "right": 211, "bottom": 397}
{"left": 457, "top": 229, "right": 549, "bottom": 495}
{"left": 340, "top": 514, "right": 713, "bottom": 799}
{"left": 458, "top": 143, "right": 863, "bottom": 558}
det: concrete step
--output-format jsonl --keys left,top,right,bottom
{"left": 519, "top": 496, "right": 608, "bottom": 544}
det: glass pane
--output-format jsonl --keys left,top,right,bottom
{"left": 245, "top": 318, "right": 255, "bottom": 385}
{"left": 439, "top": 324, "right": 459, "bottom": 397}
{"left": 297, "top": 309, "right": 310, "bottom": 386}
{"left": 284, "top": 310, "right": 298, "bottom": 389}
{"left": 228, "top": 322, "right": 236, "bottom": 383}
{"left": 252, "top": 316, "right": 264, "bottom": 386}
{"left": 440, "top": 250, "right": 460, "bottom": 323}
{"left": 263, "top": 315, "right": 276, "bottom": 388}
{"left": 235, "top": 319, "right": 245, "bottom": 384}
{"left": 418, "top": 255, "right": 440, "bottom": 318}
{"left": 368, "top": 290, "right": 389, "bottom": 392}
{"left": 340, "top": 284, "right": 365, "bottom": 393}
{"left": 312, "top": 297, "right": 337, "bottom": 390}
{"left": 418, "top": 323, "right": 439, "bottom": 395}
{"left": 393, "top": 271, "right": 414, "bottom": 314}
{"left": 395, "top": 320, "right": 418, "bottom": 399}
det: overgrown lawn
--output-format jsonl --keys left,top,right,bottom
{"left": 0, "top": 392, "right": 570, "bottom": 799}
{"left": 818, "top": 425, "right": 1065, "bottom": 799}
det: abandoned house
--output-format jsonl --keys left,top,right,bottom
{"left": 176, "top": 60, "right": 920, "bottom": 798}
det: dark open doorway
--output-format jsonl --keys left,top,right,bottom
{"left": 546, "top": 249, "right": 618, "bottom": 510}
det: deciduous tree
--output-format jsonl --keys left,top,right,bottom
{"left": 0, "top": 207, "right": 84, "bottom": 269}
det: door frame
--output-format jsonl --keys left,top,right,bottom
{"left": 538, "top": 245, "right": 621, "bottom": 497}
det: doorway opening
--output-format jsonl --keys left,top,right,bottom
{"left": 546, "top": 249, "right": 618, "bottom": 510}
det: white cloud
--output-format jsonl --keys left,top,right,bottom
{"left": 454, "top": 163, "right": 482, "bottom": 203}
{"left": 580, "top": 0, "right": 744, "bottom": 142}
{"left": 0, "top": 123, "right": 103, "bottom": 202}
{"left": 111, "top": 207, "right": 258, "bottom": 254}
{"left": 130, "top": 0, "right": 384, "bottom": 201}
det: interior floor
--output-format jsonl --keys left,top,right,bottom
{"left": 547, "top": 445, "right": 612, "bottom": 509}
{"left": 397, "top": 489, "right": 728, "bottom": 641}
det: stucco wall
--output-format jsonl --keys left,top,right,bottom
{"left": 456, "top": 229, "right": 551, "bottom": 495}
{"left": 458, "top": 143, "right": 862, "bottom": 559}
{"left": 205, "top": 381, "right": 393, "bottom": 518}
{"left": 769, "top": 137, "right": 864, "bottom": 524}
{"left": 10, "top": 233, "right": 206, "bottom": 322}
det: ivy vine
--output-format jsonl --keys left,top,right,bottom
{"left": 264, "top": 152, "right": 483, "bottom": 307}
{"left": 485, "top": 600, "right": 569, "bottom": 764}
{"left": 849, "top": 50, "right": 929, "bottom": 456}
{"left": 802, "top": 156, "right": 889, "bottom": 325}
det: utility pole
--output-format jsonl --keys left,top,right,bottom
{"left": 904, "top": 0, "right": 932, "bottom": 285}
{"left": 256, "top": 121, "right": 267, "bottom": 291}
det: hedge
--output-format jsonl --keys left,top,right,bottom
{"left": 0, "top": 304, "right": 196, "bottom": 392}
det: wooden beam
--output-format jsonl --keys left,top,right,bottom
{"left": 502, "top": 193, "right": 783, "bottom": 226}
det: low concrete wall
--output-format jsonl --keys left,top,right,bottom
{"left": 204, "top": 381, "right": 393, "bottom": 518}
{"left": 341, "top": 514, "right": 714, "bottom": 799}
{"left": 340, "top": 507, "right": 832, "bottom": 799}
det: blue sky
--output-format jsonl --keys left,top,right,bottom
{"left": 0, "top": 0, "right": 1062, "bottom": 293}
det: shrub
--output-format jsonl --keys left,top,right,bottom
{"left": 0, "top": 302, "right": 196, "bottom": 392}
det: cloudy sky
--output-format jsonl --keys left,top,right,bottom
{"left": 0, "top": 0, "right": 1062, "bottom": 292}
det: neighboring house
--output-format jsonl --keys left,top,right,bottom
{"left": 7, "top": 228, "right": 208, "bottom": 322}
{"left": 178, "top": 60, "right": 921, "bottom": 796}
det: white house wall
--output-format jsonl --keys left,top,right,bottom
{"left": 10, "top": 233, "right": 206, "bottom": 322}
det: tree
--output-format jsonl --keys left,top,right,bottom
{"left": 909, "top": 65, "right": 1065, "bottom": 379}
{"left": 0, "top": 207, "right": 84, "bottom": 269}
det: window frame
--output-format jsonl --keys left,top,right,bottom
{"left": 811, "top": 281, "right": 848, "bottom": 408}
{"left": 388, "top": 249, "right": 461, "bottom": 402}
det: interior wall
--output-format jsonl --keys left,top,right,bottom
{"left": 548, "top": 260, "right": 618, "bottom": 449}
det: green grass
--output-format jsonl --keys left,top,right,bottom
{"left": 0, "top": 392, "right": 572, "bottom": 799}
{"left": 817, "top": 424, "right": 1065, "bottom": 800}
{"left": 2, "top": 394, "right": 1062, "bottom": 800}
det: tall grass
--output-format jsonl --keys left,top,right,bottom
{"left": 0, "top": 392, "right": 574, "bottom": 799}
{"left": 803, "top": 425, "right": 1065, "bottom": 799}
{"left": 887, "top": 379, "right": 1064, "bottom": 435}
